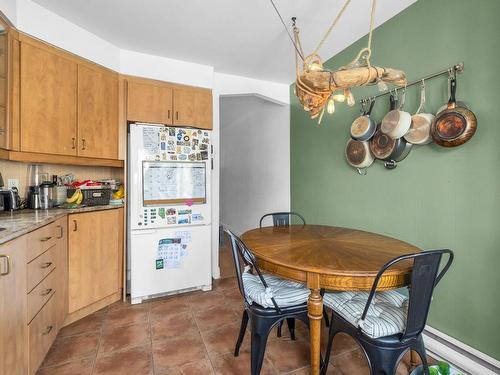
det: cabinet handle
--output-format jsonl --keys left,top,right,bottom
{"left": 168, "top": 110, "right": 170, "bottom": 119}
{"left": 42, "top": 325, "right": 53, "bottom": 336}
{"left": 41, "top": 288, "right": 53, "bottom": 296}
{"left": 73, "top": 220, "right": 78, "bottom": 231}
{"left": 57, "top": 225, "right": 63, "bottom": 239}
{"left": 0, "top": 254, "right": 11, "bottom": 276}
{"left": 40, "top": 262, "right": 52, "bottom": 269}
{"left": 72, "top": 137, "right": 76, "bottom": 149}
{"left": 176, "top": 111, "right": 179, "bottom": 121}
{"left": 0, "top": 128, "right": 5, "bottom": 134}
{"left": 82, "top": 138, "right": 86, "bottom": 150}
{"left": 40, "top": 236, "right": 52, "bottom": 242}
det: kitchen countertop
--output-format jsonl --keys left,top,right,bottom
{"left": 0, "top": 204, "right": 124, "bottom": 245}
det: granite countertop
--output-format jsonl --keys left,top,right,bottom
{"left": 0, "top": 204, "right": 124, "bottom": 245}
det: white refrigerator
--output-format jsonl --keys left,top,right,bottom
{"left": 128, "top": 123, "right": 212, "bottom": 304}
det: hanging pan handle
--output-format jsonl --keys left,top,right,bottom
{"left": 389, "top": 92, "right": 398, "bottom": 110}
{"left": 366, "top": 98, "right": 376, "bottom": 116}
{"left": 447, "top": 77, "right": 457, "bottom": 109}
{"left": 415, "top": 80, "right": 426, "bottom": 114}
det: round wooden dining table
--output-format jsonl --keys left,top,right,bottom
{"left": 241, "top": 224, "right": 421, "bottom": 375}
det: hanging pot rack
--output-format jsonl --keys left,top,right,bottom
{"left": 358, "top": 63, "right": 464, "bottom": 103}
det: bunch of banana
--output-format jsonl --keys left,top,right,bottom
{"left": 112, "top": 185, "right": 125, "bottom": 200}
{"left": 66, "top": 189, "right": 83, "bottom": 205}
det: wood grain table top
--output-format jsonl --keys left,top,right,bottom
{"left": 242, "top": 225, "right": 420, "bottom": 290}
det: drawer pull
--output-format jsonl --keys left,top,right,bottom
{"left": 41, "top": 288, "right": 53, "bottom": 296}
{"left": 73, "top": 220, "right": 78, "bottom": 232}
{"left": 40, "top": 236, "right": 52, "bottom": 242}
{"left": 0, "top": 254, "right": 11, "bottom": 276}
{"left": 57, "top": 225, "right": 63, "bottom": 239}
{"left": 40, "top": 262, "right": 53, "bottom": 269}
{"left": 42, "top": 325, "right": 53, "bottom": 336}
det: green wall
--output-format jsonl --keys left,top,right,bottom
{"left": 290, "top": 0, "right": 500, "bottom": 360}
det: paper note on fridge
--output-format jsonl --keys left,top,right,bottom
{"left": 157, "top": 238, "right": 182, "bottom": 269}
{"left": 142, "top": 161, "right": 206, "bottom": 204}
{"left": 175, "top": 231, "right": 192, "bottom": 244}
{"left": 143, "top": 127, "right": 160, "bottom": 156}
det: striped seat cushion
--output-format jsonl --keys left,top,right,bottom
{"left": 323, "top": 290, "right": 408, "bottom": 338}
{"left": 242, "top": 270, "right": 309, "bottom": 309}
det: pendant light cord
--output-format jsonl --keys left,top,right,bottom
{"left": 313, "top": 0, "right": 352, "bottom": 55}
{"left": 269, "top": 0, "right": 304, "bottom": 61}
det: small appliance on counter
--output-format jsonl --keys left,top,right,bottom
{"left": 0, "top": 188, "right": 21, "bottom": 211}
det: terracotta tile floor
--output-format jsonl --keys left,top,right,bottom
{"left": 36, "top": 276, "right": 430, "bottom": 375}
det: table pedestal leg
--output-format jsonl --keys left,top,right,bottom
{"left": 308, "top": 288, "right": 323, "bottom": 375}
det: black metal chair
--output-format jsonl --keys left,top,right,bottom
{"left": 259, "top": 211, "right": 306, "bottom": 228}
{"left": 225, "top": 228, "right": 311, "bottom": 375}
{"left": 321, "top": 249, "right": 454, "bottom": 375}
{"left": 260, "top": 211, "right": 329, "bottom": 336}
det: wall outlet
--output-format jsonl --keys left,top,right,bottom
{"left": 7, "top": 179, "right": 19, "bottom": 190}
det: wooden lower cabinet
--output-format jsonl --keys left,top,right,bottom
{"left": 0, "top": 236, "right": 28, "bottom": 375}
{"left": 0, "top": 208, "right": 122, "bottom": 374}
{"left": 68, "top": 208, "right": 123, "bottom": 315}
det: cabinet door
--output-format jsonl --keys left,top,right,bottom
{"left": 68, "top": 209, "right": 121, "bottom": 313}
{"left": 54, "top": 218, "right": 68, "bottom": 329}
{"left": 78, "top": 64, "right": 119, "bottom": 159}
{"left": 0, "top": 28, "right": 7, "bottom": 148}
{"left": 20, "top": 41, "right": 77, "bottom": 155}
{"left": 127, "top": 81, "right": 172, "bottom": 124}
{"left": 0, "top": 236, "right": 28, "bottom": 375}
{"left": 173, "top": 87, "right": 212, "bottom": 129}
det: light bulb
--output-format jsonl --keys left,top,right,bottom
{"left": 326, "top": 98, "right": 335, "bottom": 114}
{"left": 377, "top": 78, "right": 388, "bottom": 92}
{"left": 345, "top": 89, "right": 355, "bottom": 107}
{"left": 309, "top": 62, "right": 322, "bottom": 71}
{"left": 333, "top": 93, "right": 345, "bottom": 102}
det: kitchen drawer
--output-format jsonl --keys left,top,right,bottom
{"left": 27, "top": 269, "right": 56, "bottom": 323}
{"left": 26, "top": 221, "right": 63, "bottom": 262}
{"left": 28, "top": 294, "right": 57, "bottom": 375}
{"left": 27, "top": 246, "right": 56, "bottom": 293}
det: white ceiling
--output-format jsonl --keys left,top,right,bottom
{"left": 33, "top": 0, "right": 416, "bottom": 83}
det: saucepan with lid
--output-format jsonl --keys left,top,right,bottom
{"left": 381, "top": 90, "right": 412, "bottom": 140}
{"left": 350, "top": 98, "right": 377, "bottom": 141}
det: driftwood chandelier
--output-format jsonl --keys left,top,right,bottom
{"left": 271, "top": 0, "right": 407, "bottom": 123}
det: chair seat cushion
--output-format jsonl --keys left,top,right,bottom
{"left": 323, "top": 290, "right": 408, "bottom": 338}
{"left": 242, "top": 270, "right": 310, "bottom": 309}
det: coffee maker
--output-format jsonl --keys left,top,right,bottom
{"left": 26, "top": 165, "right": 48, "bottom": 209}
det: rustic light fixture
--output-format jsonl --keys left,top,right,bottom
{"left": 272, "top": 0, "right": 407, "bottom": 123}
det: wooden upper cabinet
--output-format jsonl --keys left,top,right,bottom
{"left": 173, "top": 87, "right": 212, "bottom": 130}
{"left": 20, "top": 41, "right": 77, "bottom": 156}
{"left": 78, "top": 64, "right": 119, "bottom": 159}
{"left": 127, "top": 81, "right": 172, "bottom": 124}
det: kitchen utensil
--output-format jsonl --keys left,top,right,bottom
{"left": 350, "top": 98, "right": 377, "bottom": 141}
{"left": 345, "top": 138, "right": 374, "bottom": 174}
{"left": 39, "top": 181, "right": 54, "bottom": 209}
{"left": 381, "top": 91, "right": 412, "bottom": 139}
{"left": 405, "top": 81, "right": 434, "bottom": 145}
{"left": 370, "top": 124, "right": 413, "bottom": 165}
{"left": 27, "top": 186, "right": 41, "bottom": 209}
{"left": 431, "top": 77, "right": 477, "bottom": 147}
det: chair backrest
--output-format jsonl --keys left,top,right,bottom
{"left": 360, "top": 249, "right": 454, "bottom": 341}
{"left": 224, "top": 228, "right": 282, "bottom": 312}
{"left": 259, "top": 211, "right": 306, "bottom": 228}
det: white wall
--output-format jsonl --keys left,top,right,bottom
{"left": 220, "top": 96, "right": 290, "bottom": 235}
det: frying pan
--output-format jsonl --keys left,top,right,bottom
{"left": 405, "top": 82, "right": 434, "bottom": 145}
{"left": 345, "top": 138, "right": 374, "bottom": 175}
{"left": 431, "top": 77, "right": 477, "bottom": 147}
{"left": 350, "top": 98, "right": 377, "bottom": 141}
{"left": 381, "top": 92, "right": 412, "bottom": 140}
{"left": 370, "top": 124, "right": 412, "bottom": 168}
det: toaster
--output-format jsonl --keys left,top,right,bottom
{"left": 0, "top": 189, "right": 20, "bottom": 211}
